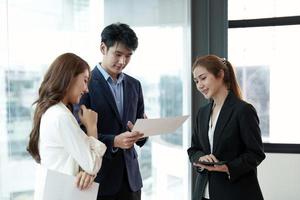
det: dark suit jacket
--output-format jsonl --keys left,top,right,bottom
{"left": 79, "top": 66, "right": 147, "bottom": 196}
{"left": 187, "top": 91, "right": 265, "bottom": 200}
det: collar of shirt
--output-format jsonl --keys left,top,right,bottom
{"left": 96, "top": 63, "right": 124, "bottom": 84}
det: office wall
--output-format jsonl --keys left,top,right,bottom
{"left": 258, "top": 153, "right": 300, "bottom": 200}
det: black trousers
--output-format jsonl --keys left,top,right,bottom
{"left": 98, "top": 171, "right": 141, "bottom": 200}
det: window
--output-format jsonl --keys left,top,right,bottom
{"left": 0, "top": 0, "right": 102, "bottom": 198}
{"left": 229, "top": 0, "right": 300, "bottom": 19}
{"left": 104, "top": 1, "right": 191, "bottom": 198}
{"left": 0, "top": 0, "right": 191, "bottom": 199}
{"left": 229, "top": 0, "right": 300, "bottom": 150}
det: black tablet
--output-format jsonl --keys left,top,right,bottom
{"left": 196, "top": 160, "right": 227, "bottom": 166}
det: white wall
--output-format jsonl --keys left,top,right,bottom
{"left": 258, "top": 153, "right": 300, "bottom": 200}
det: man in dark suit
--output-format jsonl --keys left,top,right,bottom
{"left": 79, "top": 23, "right": 147, "bottom": 200}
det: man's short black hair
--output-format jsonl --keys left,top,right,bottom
{"left": 101, "top": 22, "right": 138, "bottom": 51}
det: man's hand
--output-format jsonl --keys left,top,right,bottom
{"left": 114, "top": 131, "right": 144, "bottom": 149}
{"left": 75, "top": 171, "right": 95, "bottom": 190}
{"left": 127, "top": 121, "right": 134, "bottom": 131}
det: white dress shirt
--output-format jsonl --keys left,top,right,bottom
{"left": 39, "top": 102, "right": 107, "bottom": 176}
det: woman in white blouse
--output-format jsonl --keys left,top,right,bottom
{"left": 27, "top": 53, "right": 106, "bottom": 191}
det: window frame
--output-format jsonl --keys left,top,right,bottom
{"left": 228, "top": 15, "right": 300, "bottom": 153}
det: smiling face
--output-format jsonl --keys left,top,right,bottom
{"left": 63, "top": 69, "right": 89, "bottom": 105}
{"left": 100, "top": 42, "right": 133, "bottom": 80}
{"left": 193, "top": 65, "right": 225, "bottom": 99}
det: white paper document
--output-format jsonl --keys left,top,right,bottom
{"left": 132, "top": 115, "right": 189, "bottom": 137}
{"left": 34, "top": 166, "right": 99, "bottom": 200}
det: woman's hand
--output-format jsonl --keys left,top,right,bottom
{"left": 78, "top": 105, "right": 98, "bottom": 138}
{"left": 193, "top": 154, "right": 229, "bottom": 173}
{"left": 75, "top": 171, "right": 96, "bottom": 190}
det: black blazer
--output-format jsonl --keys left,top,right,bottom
{"left": 187, "top": 91, "right": 265, "bottom": 200}
{"left": 79, "top": 66, "right": 147, "bottom": 196}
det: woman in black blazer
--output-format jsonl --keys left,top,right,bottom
{"left": 188, "top": 55, "right": 265, "bottom": 200}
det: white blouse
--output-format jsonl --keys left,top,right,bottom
{"left": 203, "top": 108, "right": 221, "bottom": 199}
{"left": 39, "top": 102, "right": 106, "bottom": 176}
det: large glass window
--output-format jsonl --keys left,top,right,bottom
{"left": 228, "top": 0, "right": 300, "bottom": 144}
{"left": 129, "top": 26, "right": 190, "bottom": 200}
{"left": 0, "top": 0, "right": 102, "bottom": 199}
{"left": 229, "top": 0, "right": 300, "bottom": 20}
{"left": 104, "top": 1, "right": 191, "bottom": 199}
{"left": 0, "top": 0, "right": 191, "bottom": 199}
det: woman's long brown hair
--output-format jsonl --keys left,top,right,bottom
{"left": 192, "top": 54, "right": 242, "bottom": 99}
{"left": 27, "top": 53, "right": 90, "bottom": 163}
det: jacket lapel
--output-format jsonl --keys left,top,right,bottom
{"left": 212, "top": 91, "right": 235, "bottom": 153}
{"left": 92, "top": 67, "right": 123, "bottom": 125}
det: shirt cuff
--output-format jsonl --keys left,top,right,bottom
{"left": 196, "top": 167, "right": 204, "bottom": 173}
{"left": 111, "top": 147, "right": 119, "bottom": 153}
{"left": 227, "top": 171, "right": 231, "bottom": 180}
